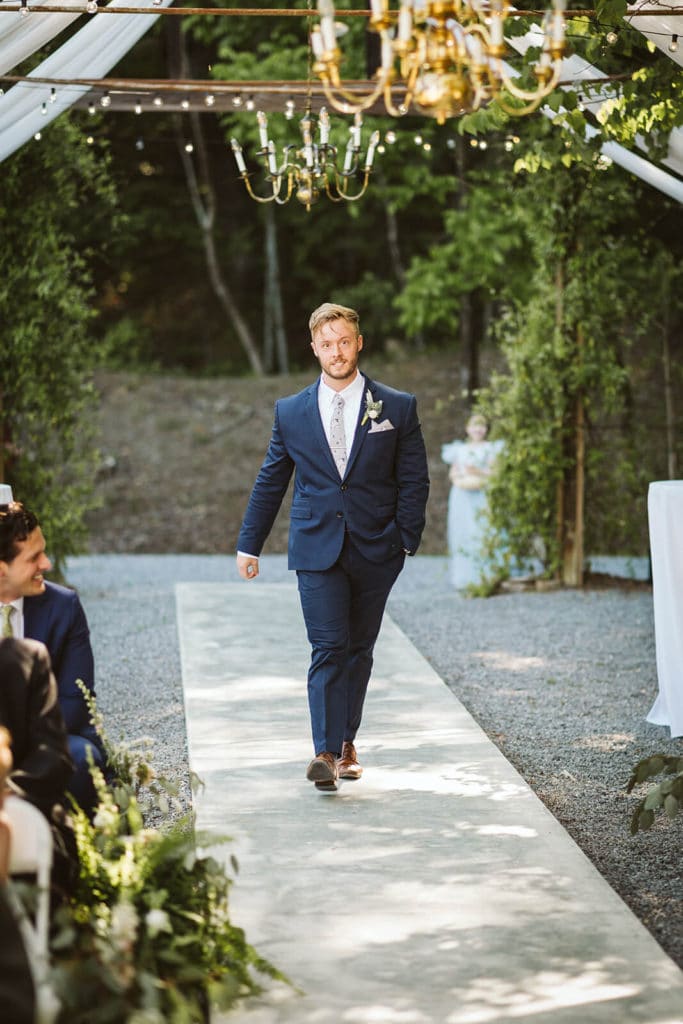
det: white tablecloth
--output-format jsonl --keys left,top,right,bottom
{"left": 646, "top": 480, "right": 683, "bottom": 738}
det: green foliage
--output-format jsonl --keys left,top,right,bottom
{"left": 50, "top": 689, "right": 288, "bottom": 1023}
{"left": 474, "top": 139, "right": 682, "bottom": 579}
{"left": 627, "top": 755, "right": 683, "bottom": 835}
{"left": 0, "top": 118, "right": 119, "bottom": 572}
{"left": 396, "top": 172, "right": 534, "bottom": 341}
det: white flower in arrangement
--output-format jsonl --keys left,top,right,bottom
{"left": 110, "top": 901, "right": 139, "bottom": 946}
{"left": 93, "top": 804, "right": 119, "bottom": 831}
{"left": 145, "top": 908, "right": 172, "bottom": 938}
{"left": 361, "top": 389, "right": 383, "bottom": 426}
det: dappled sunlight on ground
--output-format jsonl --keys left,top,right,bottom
{"left": 473, "top": 651, "right": 547, "bottom": 672}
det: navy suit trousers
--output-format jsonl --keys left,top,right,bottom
{"left": 296, "top": 534, "right": 405, "bottom": 755}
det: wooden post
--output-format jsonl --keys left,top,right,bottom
{"left": 561, "top": 324, "right": 585, "bottom": 587}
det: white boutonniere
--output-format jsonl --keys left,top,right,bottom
{"left": 361, "top": 390, "right": 383, "bottom": 426}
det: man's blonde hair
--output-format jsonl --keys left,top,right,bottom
{"left": 309, "top": 302, "right": 360, "bottom": 340}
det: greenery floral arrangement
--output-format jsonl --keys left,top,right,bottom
{"left": 49, "top": 691, "right": 286, "bottom": 1023}
{"left": 627, "top": 754, "right": 683, "bottom": 834}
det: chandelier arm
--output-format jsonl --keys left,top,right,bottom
{"left": 329, "top": 169, "right": 372, "bottom": 202}
{"left": 322, "top": 180, "right": 346, "bottom": 202}
{"left": 495, "top": 60, "right": 563, "bottom": 102}
{"left": 381, "top": 60, "right": 419, "bottom": 117}
{"left": 238, "top": 173, "right": 282, "bottom": 203}
{"left": 318, "top": 77, "right": 388, "bottom": 114}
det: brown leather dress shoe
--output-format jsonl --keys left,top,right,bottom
{"left": 306, "top": 752, "right": 339, "bottom": 791}
{"left": 337, "top": 741, "right": 363, "bottom": 780}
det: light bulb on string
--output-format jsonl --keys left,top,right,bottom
{"left": 153, "top": 95, "right": 163, "bottom": 107}
{"left": 184, "top": 142, "right": 194, "bottom": 153}
{"left": 669, "top": 34, "right": 679, "bottom": 53}
{"left": 34, "top": 131, "right": 42, "bottom": 141}
{"left": 88, "top": 101, "right": 96, "bottom": 115}
{"left": 41, "top": 102, "right": 47, "bottom": 116}
{"left": 204, "top": 93, "right": 215, "bottom": 107}
{"left": 134, "top": 101, "right": 142, "bottom": 115}
{"left": 232, "top": 95, "right": 244, "bottom": 108}
{"left": 245, "top": 96, "right": 255, "bottom": 111}
{"left": 50, "top": 87, "right": 57, "bottom": 103}
{"left": 180, "top": 98, "right": 190, "bottom": 110}
{"left": 135, "top": 138, "right": 144, "bottom": 151}
{"left": 20, "top": 0, "right": 29, "bottom": 16}
{"left": 86, "top": 0, "right": 97, "bottom": 12}
{"left": 606, "top": 29, "right": 618, "bottom": 45}
{"left": 100, "top": 91, "right": 111, "bottom": 108}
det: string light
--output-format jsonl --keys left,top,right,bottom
{"left": 134, "top": 101, "right": 143, "bottom": 115}
{"left": 100, "top": 91, "right": 111, "bottom": 108}
{"left": 669, "top": 34, "right": 679, "bottom": 53}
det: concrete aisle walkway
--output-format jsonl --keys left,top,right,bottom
{"left": 176, "top": 583, "right": 683, "bottom": 1024}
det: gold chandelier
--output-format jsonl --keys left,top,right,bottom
{"left": 312, "top": 0, "right": 568, "bottom": 123}
{"left": 230, "top": 107, "right": 380, "bottom": 211}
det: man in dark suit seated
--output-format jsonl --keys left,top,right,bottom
{"left": 0, "top": 497, "right": 106, "bottom": 816}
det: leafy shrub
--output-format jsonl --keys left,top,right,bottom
{"left": 627, "top": 754, "right": 683, "bottom": 835}
{"left": 49, "top": 694, "right": 287, "bottom": 1023}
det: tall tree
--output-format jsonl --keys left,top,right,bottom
{"left": 0, "top": 118, "right": 118, "bottom": 571}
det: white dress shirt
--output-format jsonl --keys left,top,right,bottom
{"left": 318, "top": 371, "right": 366, "bottom": 458}
{"left": 1, "top": 597, "right": 25, "bottom": 638}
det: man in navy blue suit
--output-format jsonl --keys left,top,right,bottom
{"left": 0, "top": 498, "right": 105, "bottom": 815}
{"left": 237, "top": 302, "right": 430, "bottom": 792}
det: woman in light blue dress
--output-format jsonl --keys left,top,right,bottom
{"left": 441, "top": 414, "right": 502, "bottom": 589}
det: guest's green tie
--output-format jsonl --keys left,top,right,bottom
{"left": 1, "top": 605, "right": 14, "bottom": 638}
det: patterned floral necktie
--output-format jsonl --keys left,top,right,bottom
{"left": 329, "top": 394, "right": 347, "bottom": 477}
{"left": 1, "top": 604, "right": 14, "bottom": 638}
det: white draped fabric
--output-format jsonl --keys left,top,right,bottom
{"left": 646, "top": 481, "right": 683, "bottom": 738}
{"left": 0, "top": 0, "right": 171, "bottom": 163}
{"left": 0, "top": 0, "right": 82, "bottom": 75}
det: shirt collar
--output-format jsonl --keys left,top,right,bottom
{"left": 318, "top": 371, "right": 365, "bottom": 406}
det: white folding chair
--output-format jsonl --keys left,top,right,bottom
{"left": 5, "top": 796, "right": 60, "bottom": 1024}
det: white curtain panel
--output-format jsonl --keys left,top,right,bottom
{"left": 0, "top": 0, "right": 82, "bottom": 74}
{"left": 647, "top": 480, "right": 683, "bottom": 738}
{"left": 0, "top": 0, "right": 171, "bottom": 163}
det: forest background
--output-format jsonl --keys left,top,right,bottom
{"left": 1, "top": 0, "right": 682, "bottom": 583}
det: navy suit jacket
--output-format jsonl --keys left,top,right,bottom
{"left": 23, "top": 581, "right": 99, "bottom": 744}
{"left": 237, "top": 375, "right": 430, "bottom": 570}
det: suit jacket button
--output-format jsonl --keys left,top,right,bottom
{"left": 336, "top": 512, "right": 343, "bottom": 518}
{"left": 341, "top": 484, "right": 347, "bottom": 491}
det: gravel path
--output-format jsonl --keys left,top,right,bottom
{"left": 65, "top": 553, "right": 683, "bottom": 972}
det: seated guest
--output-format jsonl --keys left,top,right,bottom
{"left": 0, "top": 495, "right": 106, "bottom": 816}
{"left": 0, "top": 637, "right": 78, "bottom": 896}
{"left": 1, "top": 723, "right": 36, "bottom": 1024}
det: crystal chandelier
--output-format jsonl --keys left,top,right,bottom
{"left": 312, "top": 0, "right": 568, "bottom": 123}
{"left": 230, "top": 107, "right": 380, "bottom": 211}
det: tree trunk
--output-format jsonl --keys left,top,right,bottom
{"left": 460, "top": 291, "right": 476, "bottom": 406}
{"left": 559, "top": 320, "right": 585, "bottom": 588}
{"left": 168, "top": 21, "right": 264, "bottom": 376}
{"left": 262, "top": 204, "right": 288, "bottom": 374}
